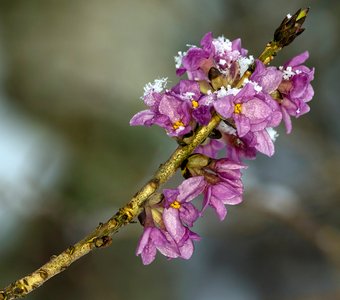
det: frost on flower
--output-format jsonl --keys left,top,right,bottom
{"left": 132, "top": 30, "right": 314, "bottom": 265}
{"left": 267, "top": 127, "right": 279, "bottom": 142}
{"left": 212, "top": 35, "right": 232, "bottom": 55}
{"left": 174, "top": 51, "right": 186, "bottom": 69}
{"left": 143, "top": 77, "right": 168, "bottom": 98}
{"left": 238, "top": 55, "right": 254, "bottom": 76}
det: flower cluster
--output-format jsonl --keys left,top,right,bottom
{"left": 131, "top": 32, "right": 314, "bottom": 265}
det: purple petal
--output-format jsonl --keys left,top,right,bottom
{"left": 130, "top": 110, "right": 155, "bottom": 126}
{"left": 178, "top": 176, "right": 206, "bottom": 203}
{"left": 182, "top": 48, "right": 208, "bottom": 71}
{"left": 234, "top": 114, "right": 251, "bottom": 137}
{"left": 155, "top": 230, "right": 180, "bottom": 259}
{"left": 303, "top": 83, "right": 315, "bottom": 103}
{"left": 136, "top": 227, "right": 152, "bottom": 256}
{"left": 195, "top": 139, "right": 225, "bottom": 159}
{"left": 171, "top": 80, "right": 201, "bottom": 99}
{"left": 209, "top": 196, "right": 227, "bottom": 221}
{"left": 259, "top": 68, "right": 283, "bottom": 93}
{"left": 214, "top": 158, "right": 247, "bottom": 171}
{"left": 163, "top": 189, "right": 179, "bottom": 207}
{"left": 180, "top": 203, "right": 200, "bottom": 227}
{"left": 158, "top": 95, "right": 182, "bottom": 122}
{"left": 176, "top": 67, "right": 186, "bottom": 77}
{"left": 251, "top": 61, "right": 283, "bottom": 93}
{"left": 202, "top": 186, "right": 212, "bottom": 213}
{"left": 140, "top": 243, "right": 157, "bottom": 265}
{"left": 213, "top": 96, "right": 234, "bottom": 119}
{"left": 242, "top": 98, "right": 272, "bottom": 121}
{"left": 235, "top": 82, "right": 256, "bottom": 100}
{"left": 136, "top": 227, "right": 159, "bottom": 265}
{"left": 163, "top": 208, "right": 185, "bottom": 243}
{"left": 222, "top": 194, "right": 243, "bottom": 205}
{"left": 281, "top": 106, "right": 293, "bottom": 134}
{"left": 200, "top": 32, "right": 214, "bottom": 52}
{"left": 232, "top": 38, "right": 248, "bottom": 56}
{"left": 192, "top": 105, "right": 212, "bottom": 125}
{"left": 178, "top": 238, "right": 194, "bottom": 259}
{"left": 254, "top": 129, "right": 275, "bottom": 156}
{"left": 211, "top": 182, "right": 240, "bottom": 201}
{"left": 284, "top": 51, "right": 309, "bottom": 68}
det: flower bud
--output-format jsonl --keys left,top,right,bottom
{"left": 181, "top": 153, "right": 211, "bottom": 178}
{"left": 274, "top": 8, "right": 309, "bottom": 48}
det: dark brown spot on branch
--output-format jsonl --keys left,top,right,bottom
{"left": 13, "top": 287, "right": 24, "bottom": 295}
{"left": 37, "top": 269, "right": 49, "bottom": 280}
{"left": 94, "top": 236, "right": 112, "bottom": 248}
{"left": 66, "top": 246, "right": 75, "bottom": 255}
{"left": 149, "top": 179, "right": 159, "bottom": 189}
{"left": 0, "top": 291, "right": 6, "bottom": 300}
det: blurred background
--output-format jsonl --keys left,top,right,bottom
{"left": 0, "top": 1, "right": 339, "bottom": 299}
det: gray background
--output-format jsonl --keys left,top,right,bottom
{"left": 0, "top": 1, "right": 339, "bottom": 299}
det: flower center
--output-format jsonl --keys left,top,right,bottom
{"left": 234, "top": 103, "right": 242, "bottom": 114}
{"left": 191, "top": 100, "right": 199, "bottom": 109}
{"left": 173, "top": 120, "right": 184, "bottom": 130}
{"left": 170, "top": 200, "right": 181, "bottom": 209}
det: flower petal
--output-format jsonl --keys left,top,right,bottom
{"left": 234, "top": 114, "right": 250, "bottom": 137}
{"left": 209, "top": 196, "right": 227, "bottom": 221}
{"left": 178, "top": 176, "right": 206, "bottom": 203}
{"left": 254, "top": 129, "right": 275, "bottom": 156}
{"left": 130, "top": 110, "right": 155, "bottom": 126}
{"left": 242, "top": 98, "right": 272, "bottom": 121}
{"left": 213, "top": 96, "right": 234, "bottom": 119}
{"left": 136, "top": 227, "right": 152, "bottom": 256}
{"left": 284, "top": 51, "right": 309, "bottom": 68}
{"left": 180, "top": 203, "right": 200, "bottom": 227}
{"left": 163, "top": 208, "right": 185, "bottom": 243}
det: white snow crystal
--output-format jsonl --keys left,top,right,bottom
{"left": 282, "top": 66, "right": 296, "bottom": 80}
{"left": 143, "top": 77, "right": 168, "bottom": 98}
{"left": 183, "top": 92, "right": 195, "bottom": 100}
{"left": 266, "top": 127, "right": 279, "bottom": 142}
{"left": 238, "top": 55, "right": 254, "bottom": 77}
{"left": 174, "top": 51, "right": 186, "bottom": 69}
{"left": 212, "top": 36, "right": 232, "bottom": 55}
{"left": 218, "top": 121, "right": 237, "bottom": 135}
{"left": 216, "top": 86, "right": 228, "bottom": 98}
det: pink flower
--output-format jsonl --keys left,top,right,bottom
{"left": 201, "top": 159, "right": 246, "bottom": 220}
{"left": 278, "top": 51, "right": 314, "bottom": 133}
{"left": 214, "top": 83, "right": 282, "bottom": 137}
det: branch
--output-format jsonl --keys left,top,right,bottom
{"left": 0, "top": 8, "right": 309, "bottom": 300}
{"left": 0, "top": 114, "right": 221, "bottom": 300}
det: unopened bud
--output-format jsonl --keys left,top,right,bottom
{"left": 181, "top": 153, "right": 211, "bottom": 178}
{"left": 274, "top": 8, "right": 309, "bottom": 48}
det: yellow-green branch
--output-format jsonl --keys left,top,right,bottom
{"left": 0, "top": 115, "right": 221, "bottom": 300}
{"left": 0, "top": 8, "right": 309, "bottom": 300}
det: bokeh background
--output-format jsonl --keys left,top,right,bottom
{"left": 0, "top": 1, "right": 339, "bottom": 299}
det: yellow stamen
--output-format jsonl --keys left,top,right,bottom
{"left": 234, "top": 103, "right": 242, "bottom": 114}
{"left": 173, "top": 120, "right": 184, "bottom": 130}
{"left": 170, "top": 200, "right": 181, "bottom": 209}
{"left": 192, "top": 100, "right": 199, "bottom": 109}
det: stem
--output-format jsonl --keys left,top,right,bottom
{"left": 0, "top": 8, "right": 309, "bottom": 299}
{"left": 0, "top": 115, "right": 221, "bottom": 300}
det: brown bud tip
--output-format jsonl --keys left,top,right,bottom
{"left": 274, "top": 8, "right": 309, "bottom": 47}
